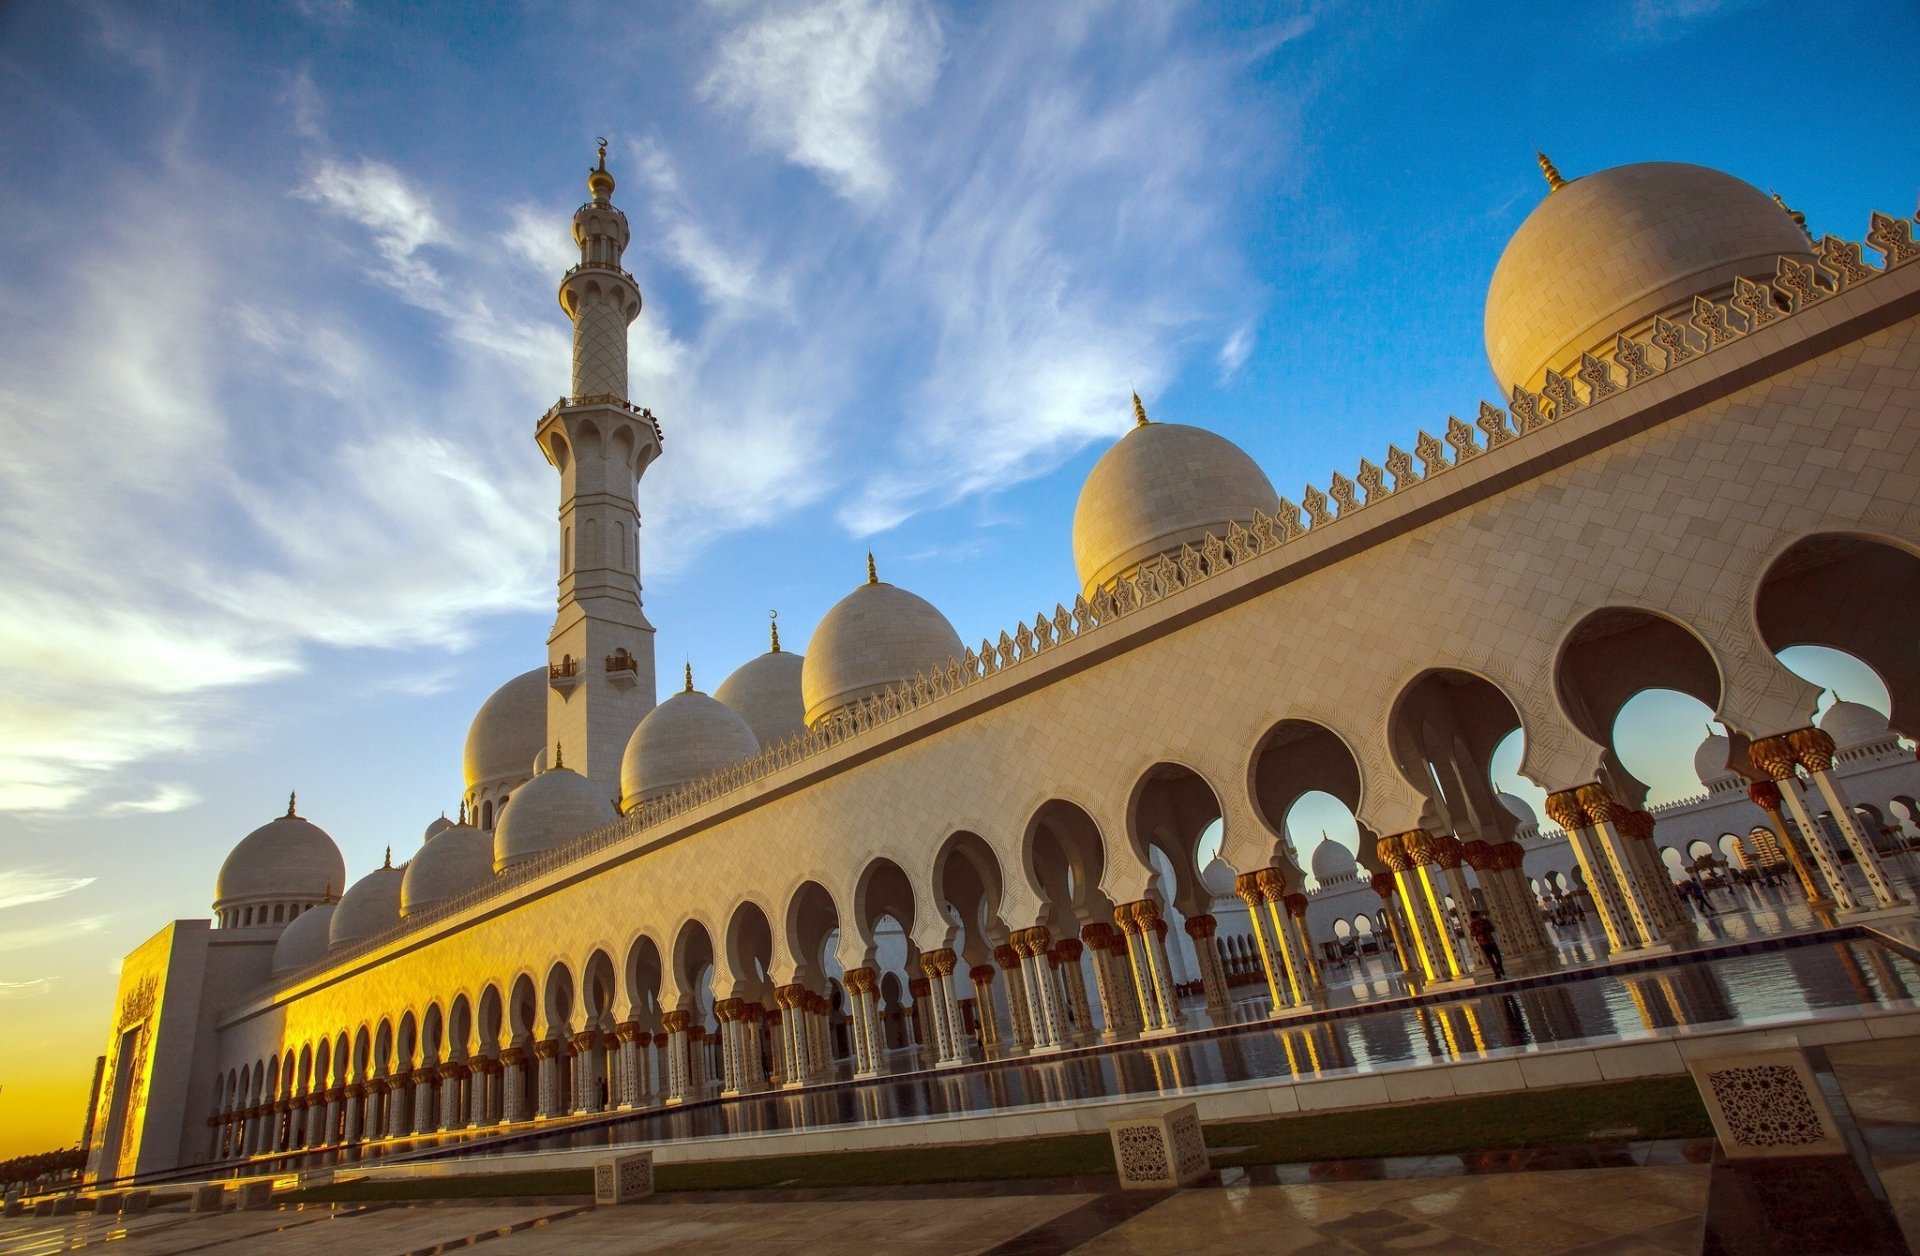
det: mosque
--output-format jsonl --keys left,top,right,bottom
{"left": 83, "top": 149, "right": 1920, "bottom": 1184}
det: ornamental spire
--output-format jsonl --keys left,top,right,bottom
{"left": 286, "top": 790, "right": 297, "bottom": 818}
{"left": 866, "top": 552, "right": 878, "bottom": 585}
{"left": 1536, "top": 150, "right": 1566, "bottom": 193}
{"left": 457, "top": 800, "right": 467, "bottom": 825}
{"left": 382, "top": 845, "right": 392, "bottom": 869}
{"left": 553, "top": 742, "right": 564, "bottom": 770}
{"left": 1770, "top": 189, "right": 1813, "bottom": 243}
{"left": 684, "top": 661, "right": 694, "bottom": 693}
{"left": 1132, "top": 391, "right": 1149, "bottom": 427}
{"left": 769, "top": 609, "right": 781, "bottom": 653}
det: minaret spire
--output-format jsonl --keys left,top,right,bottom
{"left": 684, "top": 662, "right": 694, "bottom": 693}
{"left": 867, "top": 552, "right": 879, "bottom": 584}
{"left": 769, "top": 609, "right": 781, "bottom": 653}
{"left": 286, "top": 791, "right": 297, "bottom": 818}
{"left": 539, "top": 141, "right": 660, "bottom": 795}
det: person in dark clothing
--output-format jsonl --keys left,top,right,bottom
{"left": 1469, "top": 910, "right": 1506, "bottom": 979}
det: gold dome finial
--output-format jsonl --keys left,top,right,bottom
{"left": 1132, "top": 391, "right": 1149, "bottom": 427}
{"left": 769, "top": 609, "right": 781, "bottom": 653}
{"left": 286, "top": 790, "right": 297, "bottom": 818}
{"left": 866, "top": 552, "right": 878, "bottom": 585}
{"left": 382, "top": 845, "right": 392, "bottom": 869}
{"left": 553, "top": 741, "right": 564, "bottom": 770}
{"left": 684, "top": 661, "right": 694, "bottom": 693}
{"left": 588, "top": 136, "right": 616, "bottom": 201}
{"left": 1536, "top": 150, "right": 1566, "bottom": 193}
{"left": 456, "top": 800, "right": 467, "bottom": 826}
{"left": 1770, "top": 189, "right": 1813, "bottom": 243}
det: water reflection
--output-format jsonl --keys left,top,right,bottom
{"left": 258, "top": 937, "right": 1916, "bottom": 1176}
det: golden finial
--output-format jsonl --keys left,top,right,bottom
{"left": 553, "top": 742, "right": 564, "bottom": 770}
{"left": 588, "top": 137, "right": 615, "bottom": 201}
{"left": 1536, "top": 150, "right": 1566, "bottom": 193}
{"left": 1132, "top": 391, "right": 1149, "bottom": 428}
{"left": 456, "top": 800, "right": 467, "bottom": 826}
{"left": 382, "top": 845, "right": 392, "bottom": 869}
{"left": 286, "top": 791, "right": 297, "bottom": 818}
{"left": 1770, "top": 190, "right": 1812, "bottom": 243}
{"left": 684, "top": 661, "right": 694, "bottom": 693}
{"left": 866, "top": 552, "right": 878, "bottom": 585}
{"left": 769, "top": 610, "right": 781, "bottom": 653}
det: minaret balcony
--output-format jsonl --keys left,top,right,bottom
{"left": 549, "top": 656, "right": 581, "bottom": 696}
{"left": 537, "top": 397, "right": 664, "bottom": 446}
{"left": 605, "top": 650, "right": 641, "bottom": 691}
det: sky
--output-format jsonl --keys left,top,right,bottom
{"left": 0, "top": 0, "right": 1915, "bottom": 1157}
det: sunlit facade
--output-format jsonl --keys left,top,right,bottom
{"left": 84, "top": 153, "right": 1920, "bottom": 1183}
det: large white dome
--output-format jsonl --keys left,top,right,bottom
{"left": 1693, "top": 730, "right": 1736, "bottom": 787}
{"left": 1485, "top": 161, "right": 1811, "bottom": 395}
{"left": 213, "top": 805, "right": 347, "bottom": 915}
{"left": 1497, "top": 792, "right": 1539, "bottom": 830}
{"left": 328, "top": 860, "right": 406, "bottom": 951}
{"left": 271, "top": 903, "right": 335, "bottom": 975}
{"left": 493, "top": 765, "right": 618, "bottom": 871}
{"left": 620, "top": 677, "right": 760, "bottom": 810}
{"left": 801, "top": 567, "right": 964, "bottom": 728}
{"left": 1310, "top": 837, "right": 1357, "bottom": 885}
{"left": 715, "top": 647, "right": 808, "bottom": 748}
{"left": 1071, "top": 418, "right": 1279, "bottom": 598}
{"left": 463, "top": 668, "right": 548, "bottom": 790}
{"left": 1819, "top": 700, "right": 1890, "bottom": 749}
{"left": 400, "top": 824, "right": 495, "bottom": 916}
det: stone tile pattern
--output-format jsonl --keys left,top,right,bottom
{"left": 1687, "top": 1048, "right": 1846, "bottom": 1160}
{"left": 594, "top": 1150, "right": 653, "bottom": 1204}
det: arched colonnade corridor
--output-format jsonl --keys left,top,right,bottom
{"left": 207, "top": 532, "right": 1919, "bottom": 1161}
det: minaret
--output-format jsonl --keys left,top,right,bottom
{"left": 538, "top": 141, "right": 661, "bottom": 797}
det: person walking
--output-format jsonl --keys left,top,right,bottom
{"left": 1469, "top": 910, "right": 1506, "bottom": 980}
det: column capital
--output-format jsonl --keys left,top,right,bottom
{"left": 1401, "top": 828, "right": 1438, "bottom": 865}
{"left": 438, "top": 1061, "right": 468, "bottom": 1081}
{"left": 1079, "top": 921, "right": 1116, "bottom": 947}
{"left": 1543, "top": 788, "right": 1588, "bottom": 831}
{"left": 968, "top": 963, "right": 997, "bottom": 985}
{"left": 1786, "top": 726, "right": 1837, "bottom": 771}
{"left": 843, "top": 966, "right": 877, "bottom": 995}
{"left": 1232, "top": 871, "right": 1263, "bottom": 906}
{"left": 613, "top": 1020, "right": 643, "bottom": 1043}
{"left": 1429, "top": 833, "right": 1464, "bottom": 869}
{"left": 1369, "top": 871, "right": 1397, "bottom": 901}
{"left": 1748, "top": 734, "right": 1800, "bottom": 781}
{"left": 1051, "top": 937, "right": 1084, "bottom": 963}
{"left": 1573, "top": 783, "right": 1620, "bottom": 824}
{"left": 1747, "top": 778, "right": 1785, "bottom": 811}
{"left": 500, "top": 1046, "right": 527, "bottom": 1067}
{"left": 570, "top": 1029, "right": 602, "bottom": 1052}
{"left": 662, "top": 1009, "right": 692, "bottom": 1033}
{"left": 993, "top": 943, "right": 1021, "bottom": 970}
{"left": 1282, "top": 892, "right": 1309, "bottom": 918}
{"left": 1618, "top": 809, "right": 1656, "bottom": 841}
{"left": 1460, "top": 838, "right": 1495, "bottom": 870}
{"left": 907, "top": 976, "right": 931, "bottom": 998}
{"left": 1183, "top": 912, "right": 1218, "bottom": 939}
{"left": 533, "top": 1039, "right": 563, "bottom": 1060}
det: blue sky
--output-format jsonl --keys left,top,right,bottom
{"left": 0, "top": 0, "right": 1914, "bottom": 1152}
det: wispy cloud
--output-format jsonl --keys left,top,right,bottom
{"left": 0, "top": 872, "right": 98, "bottom": 912}
{"left": 0, "top": 979, "right": 54, "bottom": 1001}
{"left": 701, "top": 0, "right": 945, "bottom": 204}
{"left": 1626, "top": 0, "right": 1749, "bottom": 41}
{"left": 105, "top": 784, "right": 200, "bottom": 815}
{"left": 0, "top": 916, "right": 111, "bottom": 953}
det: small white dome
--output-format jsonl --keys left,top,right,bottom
{"left": 493, "top": 765, "right": 618, "bottom": 871}
{"left": 715, "top": 648, "right": 808, "bottom": 748}
{"left": 1485, "top": 161, "right": 1811, "bottom": 394}
{"left": 1693, "top": 731, "right": 1736, "bottom": 787}
{"left": 1071, "top": 419, "right": 1280, "bottom": 597}
{"left": 271, "top": 903, "right": 335, "bottom": 975}
{"left": 1497, "top": 792, "right": 1539, "bottom": 830}
{"left": 1199, "top": 855, "right": 1236, "bottom": 899}
{"left": 423, "top": 813, "right": 453, "bottom": 844}
{"left": 1820, "top": 700, "right": 1890, "bottom": 749}
{"left": 1310, "top": 837, "right": 1357, "bottom": 884}
{"left": 801, "top": 570, "right": 964, "bottom": 728}
{"left": 400, "top": 824, "right": 494, "bottom": 916}
{"left": 463, "top": 668, "right": 547, "bottom": 791}
{"left": 620, "top": 682, "right": 760, "bottom": 810}
{"left": 214, "top": 805, "right": 347, "bottom": 915}
{"left": 328, "top": 861, "right": 406, "bottom": 950}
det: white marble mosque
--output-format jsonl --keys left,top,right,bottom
{"left": 83, "top": 147, "right": 1920, "bottom": 1184}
